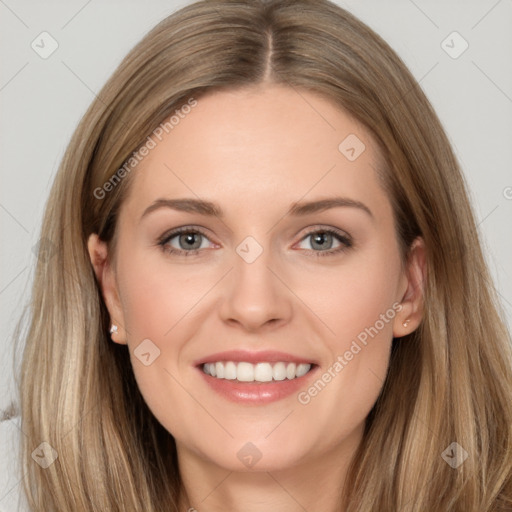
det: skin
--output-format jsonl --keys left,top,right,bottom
{"left": 88, "top": 83, "right": 425, "bottom": 512}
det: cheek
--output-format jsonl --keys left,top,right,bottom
{"left": 292, "top": 246, "right": 400, "bottom": 425}
{"left": 113, "top": 248, "right": 216, "bottom": 434}
{"left": 117, "top": 249, "right": 207, "bottom": 340}
{"left": 298, "top": 245, "right": 401, "bottom": 352}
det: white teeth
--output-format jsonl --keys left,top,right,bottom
{"left": 296, "top": 363, "right": 310, "bottom": 378}
{"left": 215, "top": 362, "right": 224, "bottom": 378}
{"left": 202, "top": 361, "right": 312, "bottom": 382}
{"left": 272, "top": 362, "right": 287, "bottom": 381}
{"left": 254, "top": 363, "right": 273, "bottom": 382}
{"left": 237, "top": 362, "right": 254, "bottom": 382}
{"left": 224, "top": 361, "right": 237, "bottom": 380}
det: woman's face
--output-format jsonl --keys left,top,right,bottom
{"left": 89, "top": 84, "right": 422, "bottom": 473}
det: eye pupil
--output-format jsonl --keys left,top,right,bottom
{"left": 311, "top": 232, "right": 332, "bottom": 250}
{"left": 180, "top": 233, "right": 201, "bottom": 249}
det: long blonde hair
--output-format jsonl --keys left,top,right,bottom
{"left": 18, "top": 0, "right": 512, "bottom": 510}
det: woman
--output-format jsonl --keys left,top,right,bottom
{"left": 13, "top": 0, "right": 512, "bottom": 510}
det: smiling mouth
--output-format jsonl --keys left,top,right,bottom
{"left": 201, "top": 361, "right": 315, "bottom": 382}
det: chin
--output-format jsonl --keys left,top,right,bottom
{"left": 197, "top": 436, "right": 312, "bottom": 473}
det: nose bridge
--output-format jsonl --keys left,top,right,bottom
{"left": 233, "top": 233, "right": 279, "bottom": 300}
{"left": 235, "top": 234, "right": 274, "bottom": 288}
{"left": 219, "top": 232, "right": 292, "bottom": 329}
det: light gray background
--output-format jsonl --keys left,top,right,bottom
{"left": 1, "top": 0, "right": 512, "bottom": 417}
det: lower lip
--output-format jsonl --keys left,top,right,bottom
{"left": 196, "top": 365, "right": 318, "bottom": 405}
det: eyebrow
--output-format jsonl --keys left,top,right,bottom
{"left": 140, "top": 196, "right": 374, "bottom": 221}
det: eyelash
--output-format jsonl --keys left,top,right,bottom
{"left": 157, "top": 226, "right": 353, "bottom": 258}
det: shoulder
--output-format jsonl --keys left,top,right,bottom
{"left": 0, "top": 416, "right": 31, "bottom": 512}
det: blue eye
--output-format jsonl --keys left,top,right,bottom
{"left": 297, "top": 228, "right": 353, "bottom": 257}
{"left": 158, "top": 227, "right": 212, "bottom": 256}
{"left": 157, "top": 226, "right": 352, "bottom": 257}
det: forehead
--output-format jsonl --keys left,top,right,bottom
{"left": 122, "top": 84, "right": 388, "bottom": 220}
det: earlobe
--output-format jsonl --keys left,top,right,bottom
{"left": 393, "top": 237, "right": 427, "bottom": 338}
{"left": 87, "top": 233, "right": 128, "bottom": 345}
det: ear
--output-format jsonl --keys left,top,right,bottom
{"left": 87, "top": 233, "right": 127, "bottom": 345}
{"left": 393, "top": 237, "right": 427, "bottom": 338}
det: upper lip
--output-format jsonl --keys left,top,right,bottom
{"left": 193, "top": 350, "right": 317, "bottom": 366}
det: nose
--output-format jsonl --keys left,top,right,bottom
{"left": 219, "top": 240, "right": 294, "bottom": 333}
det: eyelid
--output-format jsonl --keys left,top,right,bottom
{"left": 295, "top": 224, "right": 351, "bottom": 242}
{"left": 157, "top": 225, "right": 216, "bottom": 251}
{"left": 293, "top": 225, "right": 353, "bottom": 256}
